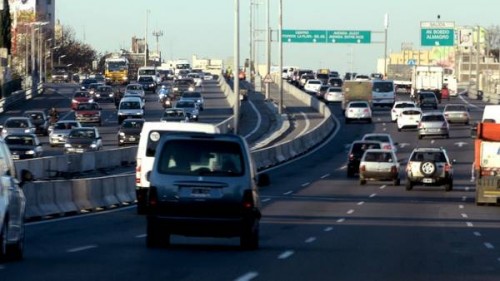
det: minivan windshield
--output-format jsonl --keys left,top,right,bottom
{"left": 157, "top": 139, "right": 244, "bottom": 176}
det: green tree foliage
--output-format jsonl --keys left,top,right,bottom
{"left": 0, "top": 0, "right": 11, "bottom": 54}
{"left": 52, "top": 25, "right": 97, "bottom": 72}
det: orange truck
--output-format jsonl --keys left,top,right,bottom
{"left": 473, "top": 105, "right": 500, "bottom": 205}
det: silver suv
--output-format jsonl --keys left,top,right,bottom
{"left": 146, "top": 132, "right": 270, "bottom": 250}
{"left": 405, "top": 148, "right": 454, "bottom": 191}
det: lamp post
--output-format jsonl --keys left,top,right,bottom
{"left": 278, "top": 0, "right": 283, "bottom": 114}
{"left": 44, "top": 38, "right": 52, "bottom": 82}
{"left": 383, "top": 13, "right": 389, "bottom": 78}
{"left": 58, "top": 55, "right": 66, "bottom": 65}
{"left": 233, "top": 0, "right": 240, "bottom": 134}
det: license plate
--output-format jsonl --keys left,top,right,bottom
{"left": 129, "top": 137, "right": 136, "bottom": 141}
{"left": 191, "top": 187, "right": 211, "bottom": 197}
{"left": 12, "top": 155, "right": 19, "bottom": 160}
{"left": 423, "top": 178, "right": 434, "bottom": 183}
{"left": 428, "top": 129, "right": 439, "bottom": 132}
{"left": 76, "top": 148, "right": 84, "bottom": 153}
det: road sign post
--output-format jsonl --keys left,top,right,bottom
{"left": 420, "top": 21, "right": 455, "bottom": 46}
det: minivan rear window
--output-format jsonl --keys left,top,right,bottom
{"left": 157, "top": 139, "right": 244, "bottom": 176}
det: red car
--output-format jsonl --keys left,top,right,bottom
{"left": 71, "top": 91, "right": 93, "bottom": 110}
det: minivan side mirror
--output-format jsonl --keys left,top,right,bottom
{"left": 257, "top": 173, "right": 270, "bottom": 187}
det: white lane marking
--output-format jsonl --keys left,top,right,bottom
{"left": 235, "top": 272, "right": 259, "bottom": 281}
{"left": 462, "top": 196, "right": 467, "bottom": 201}
{"left": 383, "top": 127, "right": 387, "bottom": 131}
{"left": 135, "top": 234, "right": 147, "bottom": 238}
{"left": 458, "top": 93, "right": 479, "bottom": 109}
{"left": 278, "top": 250, "right": 295, "bottom": 260}
{"left": 301, "top": 182, "right": 310, "bottom": 187}
{"left": 377, "top": 118, "right": 381, "bottom": 121}
{"left": 431, "top": 140, "right": 435, "bottom": 144}
{"left": 459, "top": 205, "right": 464, "bottom": 209}
{"left": 283, "top": 191, "right": 293, "bottom": 195}
{"left": 305, "top": 237, "right": 317, "bottom": 243}
{"left": 466, "top": 222, "right": 474, "bottom": 227}
{"left": 465, "top": 187, "right": 470, "bottom": 191}
{"left": 473, "top": 231, "right": 482, "bottom": 237}
{"left": 337, "top": 165, "right": 347, "bottom": 170}
{"left": 297, "top": 112, "right": 310, "bottom": 138}
{"left": 324, "top": 227, "right": 333, "bottom": 232}
{"left": 243, "top": 99, "right": 262, "bottom": 140}
{"left": 67, "top": 245, "right": 98, "bottom": 253}
{"left": 461, "top": 213, "right": 469, "bottom": 218}
{"left": 320, "top": 173, "right": 330, "bottom": 179}
{"left": 357, "top": 201, "right": 365, "bottom": 206}
{"left": 369, "top": 193, "right": 377, "bottom": 198}
{"left": 337, "top": 218, "right": 345, "bottom": 223}
{"left": 382, "top": 122, "right": 386, "bottom": 126}
{"left": 346, "top": 209, "right": 355, "bottom": 215}
{"left": 484, "top": 243, "right": 495, "bottom": 249}
{"left": 262, "top": 198, "right": 271, "bottom": 203}
{"left": 380, "top": 185, "right": 386, "bottom": 190}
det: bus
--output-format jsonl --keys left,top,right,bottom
{"left": 104, "top": 57, "right": 129, "bottom": 85}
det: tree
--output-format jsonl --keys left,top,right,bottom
{"left": 0, "top": 0, "right": 11, "bottom": 54}
{"left": 51, "top": 25, "right": 97, "bottom": 72}
{"left": 486, "top": 25, "right": 500, "bottom": 60}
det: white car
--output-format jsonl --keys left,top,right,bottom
{"left": 391, "top": 101, "right": 417, "bottom": 122}
{"left": 345, "top": 101, "right": 372, "bottom": 124}
{"left": 362, "top": 133, "right": 398, "bottom": 152}
{"left": 397, "top": 108, "right": 422, "bottom": 131}
{"left": 303, "top": 79, "right": 322, "bottom": 94}
{"left": 187, "top": 73, "right": 203, "bottom": 87}
{"left": 324, "top": 87, "right": 343, "bottom": 103}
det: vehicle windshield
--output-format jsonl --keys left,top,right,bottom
{"left": 395, "top": 103, "right": 415, "bottom": 108}
{"left": 69, "top": 129, "right": 96, "bottom": 139}
{"left": 74, "top": 92, "right": 89, "bottom": 98}
{"left": 106, "top": 60, "right": 127, "bottom": 71}
{"left": 182, "top": 92, "right": 201, "bottom": 98}
{"left": 120, "top": 102, "right": 141, "bottom": 110}
{"left": 422, "top": 115, "right": 445, "bottom": 122}
{"left": 411, "top": 151, "right": 446, "bottom": 162}
{"left": 349, "top": 102, "right": 368, "bottom": 108}
{"left": 77, "top": 103, "right": 99, "bottom": 110}
{"left": 25, "top": 112, "right": 44, "bottom": 120}
{"left": 138, "top": 69, "right": 156, "bottom": 76}
{"left": 127, "top": 85, "right": 142, "bottom": 91}
{"left": 139, "top": 76, "right": 154, "bottom": 82}
{"left": 175, "top": 101, "right": 195, "bottom": 108}
{"left": 122, "top": 120, "right": 144, "bottom": 128}
{"left": 54, "top": 122, "right": 78, "bottom": 130}
{"left": 176, "top": 63, "right": 190, "bottom": 70}
{"left": 157, "top": 139, "right": 244, "bottom": 176}
{"left": 363, "top": 152, "right": 394, "bottom": 162}
{"left": 373, "top": 82, "right": 393, "bottom": 92}
{"left": 5, "top": 119, "right": 29, "bottom": 128}
{"left": 162, "top": 110, "right": 185, "bottom": 118}
{"left": 445, "top": 105, "right": 467, "bottom": 111}
{"left": 351, "top": 142, "right": 382, "bottom": 157}
{"left": 364, "top": 135, "right": 390, "bottom": 143}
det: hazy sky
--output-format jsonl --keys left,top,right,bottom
{"left": 57, "top": 0, "right": 499, "bottom": 74}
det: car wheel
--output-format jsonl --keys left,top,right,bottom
{"left": 345, "top": 118, "right": 350, "bottom": 124}
{"left": 420, "top": 161, "right": 436, "bottom": 177}
{"left": 397, "top": 128, "right": 401, "bottom": 132}
{"left": 367, "top": 118, "right": 372, "bottom": 124}
{"left": 6, "top": 224, "right": 24, "bottom": 261}
{"left": 418, "top": 135, "right": 423, "bottom": 140}
{"left": 405, "top": 180, "right": 413, "bottom": 191}
{"left": 445, "top": 134, "right": 450, "bottom": 139}
{"left": 0, "top": 220, "right": 7, "bottom": 258}
{"left": 240, "top": 220, "right": 259, "bottom": 250}
{"left": 347, "top": 168, "right": 354, "bottom": 178}
{"left": 146, "top": 218, "right": 170, "bottom": 248}
{"left": 359, "top": 179, "right": 366, "bottom": 185}
{"left": 445, "top": 180, "right": 453, "bottom": 192}
{"left": 393, "top": 178, "right": 401, "bottom": 186}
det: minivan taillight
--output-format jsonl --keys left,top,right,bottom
{"left": 391, "top": 165, "right": 397, "bottom": 174}
{"left": 242, "top": 190, "right": 254, "bottom": 209}
{"left": 444, "top": 163, "right": 452, "bottom": 172}
{"left": 349, "top": 153, "right": 354, "bottom": 161}
{"left": 148, "top": 186, "right": 158, "bottom": 209}
{"left": 136, "top": 159, "right": 142, "bottom": 184}
{"left": 360, "top": 165, "right": 366, "bottom": 172}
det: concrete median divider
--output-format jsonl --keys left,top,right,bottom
{"left": 53, "top": 180, "right": 79, "bottom": 215}
{"left": 114, "top": 175, "right": 135, "bottom": 204}
{"left": 101, "top": 176, "right": 120, "bottom": 207}
{"left": 23, "top": 182, "right": 44, "bottom": 219}
{"left": 34, "top": 181, "right": 61, "bottom": 218}
{"left": 72, "top": 179, "right": 93, "bottom": 211}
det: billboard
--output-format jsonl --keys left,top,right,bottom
{"left": 9, "top": 0, "right": 37, "bottom": 55}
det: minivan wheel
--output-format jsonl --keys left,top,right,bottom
{"left": 146, "top": 218, "right": 170, "bottom": 248}
{"left": 359, "top": 179, "right": 367, "bottom": 185}
{"left": 6, "top": 225, "right": 24, "bottom": 260}
{"left": 405, "top": 180, "right": 413, "bottom": 191}
{"left": 445, "top": 180, "right": 453, "bottom": 192}
{"left": 347, "top": 168, "right": 354, "bottom": 178}
{"left": 393, "top": 178, "right": 401, "bottom": 186}
{"left": 0, "top": 220, "right": 8, "bottom": 258}
{"left": 240, "top": 220, "right": 259, "bottom": 250}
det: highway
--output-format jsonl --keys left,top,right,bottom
{"left": 1, "top": 86, "right": 499, "bottom": 280}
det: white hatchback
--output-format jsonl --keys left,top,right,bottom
{"left": 391, "top": 101, "right": 417, "bottom": 122}
{"left": 397, "top": 108, "right": 422, "bottom": 131}
{"left": 345, "top": 101, "right": 372, "bottom": 124}
{"left": 324, "top": 87, "right": 343, "bottom": 103}
{"left": 303, "top": 79, "right": 322, "bottom": 94}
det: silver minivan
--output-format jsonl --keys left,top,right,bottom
{"left": 146, "top": 132, "right": 269, "bottom": 250}
{"left": 359, "top": 149, "right": 400, "bottom": 186}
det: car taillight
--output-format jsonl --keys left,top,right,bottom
{"left": 148, "top": 186, "right": 158, "bottom": 209}
{"left": 363, "top": 109, "right": 369, "bottom": 113}
{"left": 418, "top": 122, "right": 423, "bottom": 128}
{"left": 383, "top": 144, "right": 391, "bottom": 150}
{"left": 242, "top": 190, "right": 254, "bottom": 209}
{"left": 406, "top": 161, "right": 413, "bottom": 172}
{"left": 349, "top": 153, "right": 354, "bottom": 161}
{"left": 136, "top": 160, "right": 141, "bottom": 184}
{"left": 444, "top": 163, "right": 452, "bottom": 172}
{"left": 72, "top": 99, "right": 77, "bottom": 103}
{"left": 391, "top": 165, "right": 397, "bottom": 174}
{"left": 360, "top": 165, "right": 366, "bottom": 172}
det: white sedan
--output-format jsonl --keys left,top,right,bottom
{"left": 362, "top": 133, "right": 398, "bottom": 152}
{"left": 345, "top": 101, "right": 372, "bottom": 124}
{"left": 391, "top": 101, "right": 417, "bottom": 122}
{"left": 397, "top": 108, "right": 422, "bottom": 131}
{"left": 324, "top": 87, "right": 343, "bottom": 103}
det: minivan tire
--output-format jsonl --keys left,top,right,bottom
{"left": 146, "top": 218, "right": 170, "bottom": 248}
{"left": 240, "top": 220, "right": 259, "bottom": 250}
{"left": 405, "top": 180, "right": 413, "bottom": 191}
{"left": 6, "top": 224, "right": 24, "bottom": 260}
{"left": 445, "top": 180, "right": 453, "bottom": 192}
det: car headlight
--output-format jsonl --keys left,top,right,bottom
{"left": 89, "top": 99, "right": 94, "bottom": 103}
{"left": 24, "top": 129, "right": 30, "bottom": 133}
{"left": 95, "top": 93, "right": 101, "bottom": 97}
{"left": 25, "top": 150, "right": 35, "bottom": 155}
{"left": 119, "top": 132, "right": 125, "bottom": 136}
{"left": 64, "top": 143, "right": 72, "bottom": 148}
{"left": 63, "top": 75, "right": 68, "bottom": 78}
{"left": 110, "top": 93, "right": 114, "bottom": 97}
{"left": 90, "top": 142, "right": 97, "bottom": 148}
{"left": 173, "top": 87, "right": 178, "bottom": 91}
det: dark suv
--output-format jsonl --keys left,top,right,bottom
{"left": 405, "top": 148, "right": 454, "bottom": 191}
{"left": 417, "top": 91, "right": 438, "bottom": 109}
{"left": 146, "top": 132, "right": 270, "bottom": 250}
{"left": 346, "top": 140, "right": 382, "bottom": 177}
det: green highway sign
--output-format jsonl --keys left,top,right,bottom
{"left": 420, "top": 21, "right": 455, "bottom": 46}
{"left": 282, "top": 29, "right": 372, "bottom": 44}
{"left": 282, "top": 30, "right": 327, "bottom": 43}
{"left": 326, "top": 30, "right": 371, "bottom": 44}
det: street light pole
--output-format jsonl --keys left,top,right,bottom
{"left": 384, "top": 13, "right": 389, "bottom": 78}
{"left": 233, "top": 0, "right": 240, "bottom": 134}
{"left": 144, "top": 9, "right": 150, "bottom": 67}
{"left": 44, "top": 38, "right": 52, "bottom": 82}
{"left": 278, "top": 0, "right": 283, "bottom": 114}
{"left": 265, "top": 0, "right": 270, "bottom": 100}
{"left": 58, "top": 55, "right": 66, "bottom": 65}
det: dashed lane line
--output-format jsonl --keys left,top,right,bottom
{"left": 484, "top": 243, "right": 495, "bottom": 249}
{"left": 305, "top": 237, "right": 317, "bottom": 243}
{"left": 301, "top": 182, "right": 310, "bottom": 187}
{"left": 262, "top": 198, "right": 271, "bottom": 203}
{"left": 347, "top": 209, "right": 355, "bottom": 215}
{"left": 67, "top": 245, "right": 98, "bottom": 253}
{"left": 337, "top": 218, "right": 345, "bottom": 223}
{"left": 235, "top": 272, "right": 259, "bottom": 281}
{"left": 320, "top": 173, "right": 330, "bottom": 179}
{"left": 135, "top": 234, "right": 147, "bottom": 238}
{"left": 278, "top": 250, "right": 295, "bottom": 260}
{"left": 466, "top": 222, "right": 474, "bottom": 227}
{"left": 380, "top": 185, "right": 386, "bottom": 190}
{"left": 459, "top": 205, "right": 464, "bottom": 209}
{"left": 357, "top": 201, "right": 365, "bottom": 206}
{"left": 324, "top": 227, "right": 333, "bottom": 232}
{"left": 369, "top": 193, "right": 377, "bottom": 198}
{"left": 283, "top": 191, "right": 293, "bottom": 195}
{"left": 461, "top": 213, "right": 469, "bottom": 218}
{"left": 473, "top": 232, "right": 482, "bottom": 237}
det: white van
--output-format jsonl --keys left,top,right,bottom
{"left": 482, "top": 105, "right": 500, "bottom": 123}
{"left": 135, "top": 122, "right": 220, "bottom": 214}
{"left": 372, "top": 80, "right": 395, "bottom": 107}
